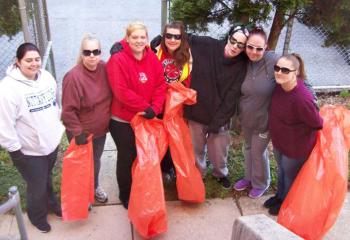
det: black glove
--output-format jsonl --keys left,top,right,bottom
{"left": 143, "top": 107, "right": 156, "bottom": 119}
{"left": 9, "top": 150, "right": 25, "bottom": 160}
{"left": 110, "top": 42, "right": 123, "bottom": 55}
{"left": 75, "top": 133, "right": 88, "bottom": 145}
{"left": 150, "top": 35, "right": 162, "bottom": 53}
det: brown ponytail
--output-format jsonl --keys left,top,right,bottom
{"left": 281, "top": 53, "right": 307, "bottom": 80}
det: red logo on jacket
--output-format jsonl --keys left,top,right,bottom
{"left": 139, "top": 72, "right": 148, "bottom": 83}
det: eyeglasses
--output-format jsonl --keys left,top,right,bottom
{"left": 229, "top": 37, "right": 245, "bottom": 49}
{"left": 82, "top": 49, "right": 101, "bottom": 57}
{"left": 274, "top": 65, "right": 296, "bottom": 74}
{"left": 165, "top": 33, "right": 182, "bottom": 40}
{"left": 246, "top": 44, "right": 264, "bottom": 52}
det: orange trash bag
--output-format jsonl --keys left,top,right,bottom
{"left": 128, "top": 115, "right": 169, "bottom": 239}
{"left": 61, "top": 135, "right": 94, "bottom": 221}
{"left": 278, "top": 105, "right": 350, "bottom": 239}
{"left": 163, "top": 82, "right": 205, "bottom": 203}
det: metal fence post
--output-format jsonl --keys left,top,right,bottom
{"left": 161, "top": 0, "right": 168, "bottom": 33}
{"left": 283, "top": 15, "right": 294, "bottom": 55}
{"left": 9, "top": 186, "right": 28, "bottom": 240}
{"left": 17, "top": 0, "right": 31, "bottom": 42}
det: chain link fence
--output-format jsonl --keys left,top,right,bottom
{"left": 0, "top": 0, "right": 55, "bottom": 79}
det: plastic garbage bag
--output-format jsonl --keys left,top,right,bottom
{"left": 128, "top": 115, "right": 168, "bottom": 239}
{"left": 278, "top": 105, "right": 350, "bottom": 240}
{"left": 61, "top": 135, "right": 94, "bottom": 221}
{"left": 163, "top": 82, "right": 205, "bottom": 203}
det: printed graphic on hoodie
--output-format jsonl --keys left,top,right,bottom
{"left": 25, "top": 86, "right": 56, "bottom": 112}
{"left": 162, "top": 58, "right": 181, "bottom": 83}
{"left": 139, "top": 72, "right": 148, "bottom": 83}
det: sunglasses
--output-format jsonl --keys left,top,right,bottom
{"left": 229, "top": 25, "right": 249, "bottom": 38}
{"left": 82, "top": 49, "right": 101, "bottom": 57}
{"left": 229, "top": 37, "right": 245, "bottom": 49}
{"left": 246, "top": 45, "right": 264, "bottom": 52}
{"left": 165, "top": 33, "right": 182, "bottom": 40}
{"left": 274, "top": 65, "right": 297, "bottom": 74}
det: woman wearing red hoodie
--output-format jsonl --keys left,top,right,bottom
{"left": 106, "top": 21, "right": 167, "bottom": 209}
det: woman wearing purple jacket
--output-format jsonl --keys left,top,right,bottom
{"left": 264, "top": 53, "right": 323, "bottom": 215}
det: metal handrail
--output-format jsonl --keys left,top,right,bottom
{"left": 0, "top": 186, "right": 28, "bottom": 240}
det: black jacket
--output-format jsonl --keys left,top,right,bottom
{"left": 184, "top": 35, "right": 248, "bottom": 131}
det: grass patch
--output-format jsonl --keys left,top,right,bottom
{"left": 164, "top": 131, "right": 279, "bottom": 200}
{"left": 0, "top": 135, "right": 68, "bottom": 211}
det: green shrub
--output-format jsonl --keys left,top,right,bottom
{"left": 339, "top": 90, "right": 350, "bottom": 98}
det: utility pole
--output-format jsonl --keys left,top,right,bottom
{"left": 17, "top": 0, "right": 31, "bottom": 42}
{"left": 161, "top": 0, "right": 168, "bottom": 33}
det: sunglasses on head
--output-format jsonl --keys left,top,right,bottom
{"left": 246, "top": 44, "right": 264, "bottom": 52}
{"left": 164, "top": 33, "right": 182, "bottom": 40}
{"left": 274, "top": 65, "right": 296, "bottom": 74}
{"left": 229, "top": 37, "right": 245, "bottom": 49}
{"left": 82, "top": 49, "right": 101, "bottom": 57}
{"left": 230, "top": 25, "right": 249, "bottom": 38}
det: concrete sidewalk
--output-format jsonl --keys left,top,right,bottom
{"left": 1, "top": 194, "right": 349, "bottom": 240}
{"left": 1, "top": 134, "right": 349, "bottom": 240}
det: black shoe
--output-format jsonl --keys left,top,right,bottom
{"left": 34, "top": 221, "right": 51, "bottom": 233}
{"left": 119, "top": 197, "right": 129, "bottom": 209}
{"left": 263, "top": 195, "right": 281, "bottom": 209}
{"left": 88, "top": 204, "right": 93, "bottom": 211}
{"left": 217, "top": 177, "right": 231, "bottom": 189}
{"left": 268, "top": 201, "right": 282, "bottom": 216}
{"left": 50, "top": 205, "right": 62, "bottom": 218}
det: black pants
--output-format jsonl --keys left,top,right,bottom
{"left": 66, "top": 131, "right": 106, "bottom": 189}
{"left": 11, "top": 148, "right": 59, "bottom": 226}
{"left": 109, "top": 119, "right": 136, "bottom": 203}
{"left": 161, "top": 148, "right": 175, "bottom": 174}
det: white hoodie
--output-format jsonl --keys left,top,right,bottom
{"left": 0, "top": 65, "right": 65, "bottom": 156}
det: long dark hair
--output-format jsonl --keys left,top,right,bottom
{"left": 16, "top": 43, "right": 40, "bottom": 61}
{"left": 160, "top": 21, "right": 190, "bottom": 67}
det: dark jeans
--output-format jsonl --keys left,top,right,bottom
{"left": 11, "top": 148, "right": 59, "bottom": 225}
{"left": 109, "top": 119, "right": 136, "bottom": 203}
{"left": 274, "top": 148, "right": 307, "bottom": 200}
{"left": 66, "top": 132, "right": 106, "bottom": 189}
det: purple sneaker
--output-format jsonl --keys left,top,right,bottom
{"left": 233, "top": 179, "right": 251, "bottom": 191}
{"left": 248, "top": 188, "right": 267, "bottom": 199}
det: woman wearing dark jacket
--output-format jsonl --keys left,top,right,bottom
{"left": 184, "top": 26, "right": 249, "bottom": 188}
{"left": 106, "top": 21, "right": 167, "bottom": 209}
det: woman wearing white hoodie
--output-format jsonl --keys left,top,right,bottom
{"left": 0, "top": 43, "right": 64, "bottom": 233}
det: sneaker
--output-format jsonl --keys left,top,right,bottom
{"left": 263, "top": 195, "right": 281, "bottom": 209}
{"left": 233, "top": 179, "right": 251, "bottom": 191}
{"left": 34, "top": 221, "right": 51, "bottom": 233}
{"left": 217, "top": 177, "right": 231, "bottom": 189}
{"left": 248, "top": 188, "right": 266, "bottom": 199}
{"left": 162, "top": 169, "right": 176, "bottom": 183}
{"left": 268, "top": 201, "right": 282, "bottom": 216}
{"left": 95, "top": 186, "right": 108, "bottom": 203}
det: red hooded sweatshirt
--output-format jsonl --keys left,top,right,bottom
{"left": 107, "top": 40, "right": 167, "bottom": 122}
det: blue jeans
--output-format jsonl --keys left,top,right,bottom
{"left": 274, "top": 148, "right": 307, "bottom": 200}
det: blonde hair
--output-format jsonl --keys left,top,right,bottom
{"left": 76, "top": 33, "right": 101, "bottom": 64}
{"left": 124, "top": 21, "right": 148, "bottom": 39}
